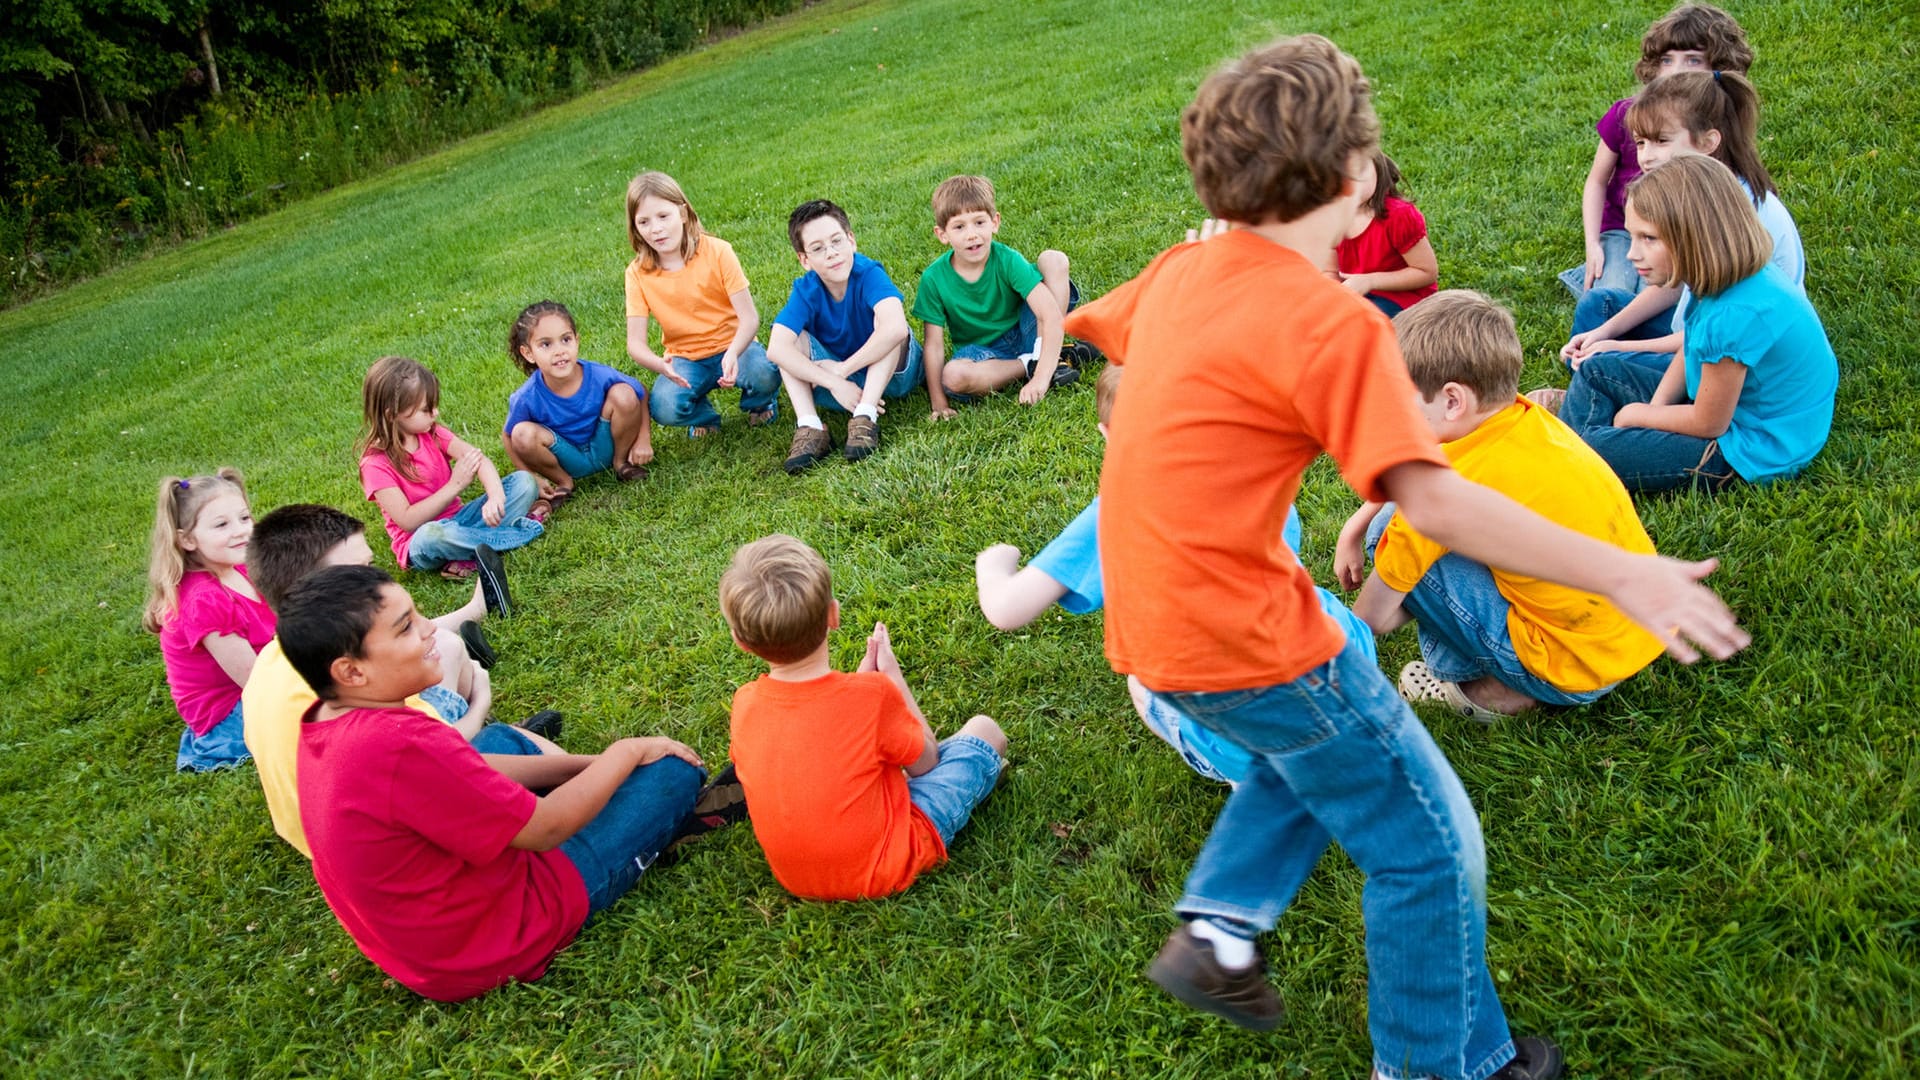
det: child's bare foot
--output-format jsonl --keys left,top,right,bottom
{"left": 1461, "top": 677, "right": 1540, "bottom": 716}
{"left": 857, "top": 625, "right": 883, "bottom": 673}
{"left": 867, "top": 622, "right": 903, "bottom": 679}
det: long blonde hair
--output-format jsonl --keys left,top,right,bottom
{"left": 144, "top": 468, "right": 248, "bottom": 633}
{"left": 355, "top": 356, "right": 441, "bottom": 482}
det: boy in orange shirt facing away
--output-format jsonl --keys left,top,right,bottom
{"left": 1064, "top": 35, "right": 1747, "bottom": 1080}
{"left": 720, "top": 535, "right": 1007, "bottom": 900}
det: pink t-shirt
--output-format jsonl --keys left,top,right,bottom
{"left": 359, "top": 424, "right": 459, "bottom": 568}
{"left": 159, "top": 568, "right": 276, "bottom": 735}
{"left": 299, "top": 704, "right": 589, "bottom": 1002}
{"left": 1336, "top": 196, "right": 1437, "bottom": 311}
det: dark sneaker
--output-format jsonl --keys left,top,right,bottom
{"left": 1024, "top": 354, "right": 1082, "bottom": 389}
{"left": 458, "top": 620, "right": 495, "bottom": 670}
{"left": 474, "top": 544, "right": 511, "bottom": 618}
{"left": 1061, "top": 339, "right": 1103, "bottom": 368}
{"left": 844, "top": 416, "right": 881, "bottom": 462}
{"left": 668, "top": 763, "right": 749, "bottom": 851}
{"left": 1146, "top": 924, "right": 1283, "bottom": 1031}
{"left": 517, "top": 710, "right": 563, "bottom": 741}
{"left": 1489, "top": 1037, "right": 1564, "bottom": 1080}
{"left": 784, "top": 425, "right": 835, "bottom": 474}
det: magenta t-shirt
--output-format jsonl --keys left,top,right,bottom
{"left": 1337, "top": 197, "right": 1438, "bottom": 311}
{"left": 299, "top": 705, "right": 589, "bottom": 1002}
{"left": 359, "top": 424, "right": 459, "bottom": 568}
{"left": 159, "top": 568, "right": 276, "bottom": 734}
{"left": 1598, "top": 97, "right": 1641, "bottom": 234}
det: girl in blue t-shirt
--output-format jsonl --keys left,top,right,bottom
{"left": 502, "top": 300, "right": 653, "bottom": 504}
{"left": 1558, "top": 154, "right": 1836, "bottom": 493}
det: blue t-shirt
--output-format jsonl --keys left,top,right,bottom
{"left": 1673, "top": 182, "right": 1806, "bottom": 327}
{"left": 1682, "top": 265, "right": 1837, "bottom": 483}
{"left": 773, "top": 253, "right": 905, "bottom": 361}
{"left": 502, "top": 360, "right": 647, "bottom": 448}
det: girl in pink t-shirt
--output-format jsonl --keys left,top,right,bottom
{"left": 357, "top": 356, "right": 544, "bottom": 584}
{"left": 1335, "top": 152, "right": 1438, "bottom": 318}
{"left": 145, "top": 468, "right": 276, "bottom": 771}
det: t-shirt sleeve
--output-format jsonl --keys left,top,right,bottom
{"left": 860, "top": 260, "right": 906, "bottom": 309}
{"left": 717, "top": 242, "right": 749, "bottom": 295}
{"left": 624, "top": 261, "right": 651, "bottom": 321}
{"left": 1372, "top": 511, "right": 1447, "bottom": 594}
{"left": 393, "top": 725, "right": 539, "bottom": 865}
{"left": 1028, "top": 500, "right": 1104, "bottom": 614}
{"left": 177, "top": 576, "right": 241, "bottom": 644}
{"left": 870, "top": 676, "right": 928, "bottom": 769}
{"left": 773, "top": 277, "right": 815, "bottom": 336}
{"left": 1597, "top": 98, "right": 1632, "bottom": 153}
{"left": 911, "top": 266, "right": 946, "bottom": 327}
{"left": 998, "top": 245, "right": 1045, "bottom": 299}
{"left": 359, "top": 451, "right": 401, "bottom": 500}
{"left": 1689, "top": 300, "right": 1782, "bottom": 369}
{"left": 599, "top": 361, "right": 648, "bottom": 403}
{"left": 1385, "top": 200, "right": 1428, "bottom": 252}
{"left": 1063, "top": 251, "right": 1163, "bottom": 363}
{"left": 1295, "top": 314, "right": 1451, "bottom": 503}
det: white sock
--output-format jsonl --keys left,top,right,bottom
{"left": 1189, "top": 918, "right": 1255, "bottom": 969}
{"left": 853, "top": 404, "right": 879, "bottom": 421}
{"left": 797, "top": 417, "right": 825, "bottom": 431}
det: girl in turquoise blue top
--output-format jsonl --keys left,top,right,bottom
{"left": 1561, "top": 153, "right": 1837, "bottom": 493}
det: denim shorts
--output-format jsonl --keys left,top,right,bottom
{"left": 177, "top": 699, "right": 251, "bottom": 772}
{"left": 952, "top": 281, "right": 1081, "bottom": 361}
{"left": 807, "top": 334, "right": 924, "bottom": 411}
{"left": 418, "top": 684, "right": 470, "bottom": 726}
{"left": 550, "top": 418, "right": 615, "bottom": 479}
{"left": 469, "top": 722, "right": 538, "bottom": 755}
{"left": 906, "top": 734, "right": 1003, "bottom": 847}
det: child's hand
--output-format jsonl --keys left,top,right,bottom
{"left": 827, "top": 378, "right": 866, "bottom": 414}
{"left": 1561, "top": 329, "right": 1604, "bottom": 366}
{"left": 717, "top": 352, "right": 739, "bottom": 388}
{"left": 481, "top": 495, "right": 505, "bottom": 527}
{"left": 1018, "top": 378, "right": 1049, "bottom": 405}
{"left": 628, "top": 439, "right": 654, "bottom": 467}
{"left": 929, "top": 404, "right": 958, "bottom": 421}
{"left": 1339, "top": 272, "right": 1372, "bottom": 295}
{"left": 1333, "top": 533, "right": 1367, "bottom": 592}
{"left": 658, "top": 360, "right": 693, "bottom": 389}
{"left": 1608, "top": 555, "right": 1749, "bottom": 664}
{"left": 1184, "top": 219, "right": 1230, "bottom": 243}
{"left": 1583, "top": 240, "right": 1607, "bottom": 292}
{"left": 613, "top": 736, "right": 704, "bottom": 769}
{"left": 450, "top": 448, "right": 485, "bottom": 488}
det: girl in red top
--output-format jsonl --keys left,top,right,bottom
{"left": 1336, "top": 151, "right": 1438, "bottom": 317}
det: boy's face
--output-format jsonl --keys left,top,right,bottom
{"left": 1654, "top": 48, "right": 1710, "bottom": 78}
{"left": 797, "top": 217, "right": 858, "bottom": 285}
{"left": 331, "top": 582, "right": 443, "bottom": 703}
{"left": 934, "top": 209, "right": 1000, "bottom": 266}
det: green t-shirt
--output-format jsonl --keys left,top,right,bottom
{"left": 911, "top": 241, "right": 1044, "bottom": 347}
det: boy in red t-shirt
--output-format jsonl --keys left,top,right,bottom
{"left": 720, "top": 534, "right": 1007, "bottom": 901}
{"left": 1064, "top": 34, "right": 1748, "bottom": 1080}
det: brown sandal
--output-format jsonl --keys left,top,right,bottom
{"left": 615, "top": 463, "right": 649, "bottom": 482}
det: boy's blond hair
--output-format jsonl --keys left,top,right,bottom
{"left": 1095, "top": 364, "right": 1122, "bottom": 426}
{"left": 719, "top": 535, "right": 834, "bottom": 664}
{"left": 1393, "top": 290, "right": 1523, "bottom": 404}
{"left": 932, "top": 175, "right": 997, "bottom": 228}
{"left": 1625, "top": 153, "right": 1770, "bottom": 297}
{"left": 1181, "top": 34, "right": 1379, "bottom": 225}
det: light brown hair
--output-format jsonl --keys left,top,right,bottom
{"left": 1362, "top": 150, "right": 1407, "bottom": 218}
{"left": 932, "top": 175, "right": 998, "bottom": 228}
{"left": 356, "top": 356, "right": 441, "bottom": 482}
{"left": 1393, "top": 290, "right": 1523, "bottom": 404}
{"left": 1636, "top": 3, "right": 1753, "bottom": 83}
{"left": 1095, "top": 364, "right": 1122, "bottom": 426}
{"left": 1625, "top": 153, "right": 1771, "bottom": 297}
{"left": 719, "top": 535, "right": 834, "bottom": 665}
{"left": 1629, "top": 70, "right": 1775, "bottom": 199}
{"left": 144, "top": 467, "right": 248, "bottom": 632}
{"left": 1181, "top": 34, "right": 1379, "bottom": 224}
{"left": 626, "top": 171, "right": 703, "bottom": 270}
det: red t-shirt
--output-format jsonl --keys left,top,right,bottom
{"left": 298, "top": 704, "right": 588, "bottom": 1001}
{"left": 358, "top": 424, "right": 460, "bottom": 569}
{"left": 1065, "top": 230, "right": 1450, "bottom": 693}
{"left": 1336, "top": 197, "right": 1437, "bottom": 311}
{"left": 728, "top": 671, "right": 943, "bottom": 900}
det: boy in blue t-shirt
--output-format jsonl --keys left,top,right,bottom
{"left": 974, "top": 366, "right": 1374, "bottom": 785}
{"left": 766, "top": 200, "right": 924, "bottom": 474}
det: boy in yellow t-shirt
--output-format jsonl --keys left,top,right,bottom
{"left": 1333, "top": 290, "right": 1664, "bottom": 718}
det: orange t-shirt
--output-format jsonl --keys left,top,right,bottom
{"left": 727, "top": 671, "right": 943, "bottom": 900}
{"left": 1065, "top": 230, "right": 1449, "bottom": 693}
{"left": 623, "top": 235, "right": 749, "bottom": 360}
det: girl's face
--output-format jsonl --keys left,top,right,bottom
{"left": 1624, "top": 204, "right": 1674, "bottom": 287}
{"left": 1655, "top": 48, "right": 1711, "bottom": 77}
{"left": 395, "top": 398, "right": 439, "bottom": 437}
{"left": 1634, "top": 123, "right": 1720, "bottom": 171}
{"left": 632, "top": 195, "right": 688, "bottom": 255}
{"left": 519, "top": 314, "right": 580, "bottom": 383}
{"left": 181, "top": 492, "right": 253, "bottom": 570}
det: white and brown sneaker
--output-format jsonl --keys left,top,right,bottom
{"left": 844, "top": 415, "right": 881, "bottom": 462}
{"left": 783, "top": 425, "right": 835, "bottom": 474}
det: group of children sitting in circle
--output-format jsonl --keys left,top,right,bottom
{"left": 138, "top": 6, "right": 1835, "bottom": 1077}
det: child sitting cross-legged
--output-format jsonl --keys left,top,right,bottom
{"left": 721, "top": 535, "right": 1007, "bottom": 900}
{"left": 1333, "top": 291, "right": 1666, "bottom": 719}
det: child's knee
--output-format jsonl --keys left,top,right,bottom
{"left": 604, "top": 381, "right": 642, "bottom": 417}
{"left": 508, "top": 422, "right": 551, "bottom": 454}
{"left": 959, "top": 714, "right": 1008, "bottom": 756}
{"left": 1037, "top": 249, "right": 1070, "bottom": 277}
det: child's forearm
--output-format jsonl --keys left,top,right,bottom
{"left": 477, "top": 458, "right": 506, "bottom": 506}
{"left": 513, "top": 738, "right": 700, "bottom": 849}
{"left": 975, "top": 548, "right": 1070, "bottom": 631}
{"left": 487, "top": 752, "right": 595, "bottom": 789}
{"left": 838, "top": 315, "right": 911, "bottom": 376}
{"left": 923, "top": 326, "right": 951, "bottom": 412}
{"left": 1590, "top": 286, "right": 1682, "bottom": 341}
{"left": 203, "top": 632, "right": 259, "bottom": 687}
{"left": 1352, "top": 574, "right": 1411, "bottom": 636}
{"left": 1363, "top": 266, "right": 1434, "bottom": 293}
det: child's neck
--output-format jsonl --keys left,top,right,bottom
{"left": 197, "top": 558, "right": 257, "bottom": 599}
{"left": 1236, "top": 200, "right": 1356, "bottom": 267}
{"left": 1443, "top": 402, "right": 1515, "bottom": 443}
{"left": 820, "top": 274, "right": 850, "bottom": 303}
{"left": 655, "top": 250, "right": 686, "bottom": 272}
{"left": 950, "top": 247, "right": 989, "bottom": 283}
{"left": 316, "top": 685, "right": 419, "bottom": 720}
{"left": 1345, "top": 204, "right": 1377, "bottom": 239}
{"left": 766, "top": 641, "right": 833, "bottom": 682}
{"left": 541, "top": 365, "right": 586, "bottom": 396}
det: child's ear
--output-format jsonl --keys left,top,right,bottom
{"left": 1699, "top": 128, "right": 1723, "bottom": 156}
{"left": 1096, "top": 421, "right": 1110, "bottom": 441}
{"left": 176, "top": 528, "right": 198, "bottom": 553}
{"left": 328, "top": 653, "right": 369, "bottom": 691}
{"left": 795, "top": 250, "right": 810, "bottom": 269}
{"left": 1444, "top": 382, "right": 1477, "bottom": 419}
{"left": 827, "top": 599, "right": 841, "bottom": 630}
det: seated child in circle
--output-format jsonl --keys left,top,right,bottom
{"left": 721, "top": 535, "right": 1008, "bottom": 901}
{"left": 1334, "top": 152, "right": 1437, "bottom": 317}
{"left": 975, "top": 365, "right": 1377, "bottom": 785}
{"left": 622, "top": 171, "right": 781, "bottom": 438}
{"left": 1334, "top": 291, "right": 1664, "bottom": 719}
{"left": 358, "top": 355, "right": 544, "bottom": 582}
{"left": 912, "top": 174, "right": 1093, "bottom": 417}
{"left": 766, "top": 199, "right": 923, "bottom": 474}
{"left": 503, "top": 300, "right": 654, "bottom": 492}
{"left": 282, "top": 564, "right": 716, "bottom": 1002}
{"left": 1560, "top": 154, "right": 1836, "bottom": 493}
{"left": 145, "top": 468, "right": 273, "bottom": 772}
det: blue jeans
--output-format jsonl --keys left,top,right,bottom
{"left": 906, "top": 734, "right": 1002, "bottom": 847}
{"left": 1365, "top": 509, "right": 1613, "bottom": 707}
{"left": 1570, "top": 286, "right": 1676, "bottom": 344}
{"left": 406, "top": 470, "right": 544, "bottom": 569}
{"left": 1564, "top": 353, "right": 1739, "bottom": 493}
{"left": 648, "top": 342, "right": 780, "bottom": 430}
{"left": 558, "top": 756, "right": 703, "bottom": 916}
{"left": 806, "top": 334, "right": 924, "bottom": 412}
{"left": 1366, "top": 293, "right": 1404, "bottom": 317}
{"left": 1557, "top": 229, "right": 1641, "bottom": 299}
{"left": 177, "top": 699, "right": 251, "bottom": 772}
{"left": 952, "top": 281, "right": 1081, "bottom": 361}
{"left": 1159, "top": 639, "right": 1515, "bottom": 1080}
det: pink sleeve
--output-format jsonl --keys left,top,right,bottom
{"left": 1385, "top": 200, "right": 1428, "bottom": 253}
{"left": 359, "top": 451, "right": 400, "bottom": 501}
{"left": 176, "top": 574, "right": 242, "bottom": 643}
{"left": 391, "top": 721, "right": 539, "bottom": 864}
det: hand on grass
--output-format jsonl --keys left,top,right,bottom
{"left": 1610, "top": 555, "right": 1750, "bottom": 664}
{"left": 929, "top": 404, "right": 957, "bottom": 421}
{"left": 1018, "top": 378, "right": 1048, "bottom": 405}
{"left": 627, "top": 440, "right": 654, "bottom": 467}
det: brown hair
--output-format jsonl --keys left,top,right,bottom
{"left": 1363, "top": 150, "right": 1407, "bottom": 218}
{"left": 507, "top": 300, "right": 576, "bottom": 377}
{"left": 625, "top": 171, "right": 703, "bottom": 270}
{"left": 1393, "top": 290, "right": 1523, "bottom": 404}
{"left": 719, "top": 535, "right": 834, "bottom": 665}
{"left": 788, "top": 199, "right": 853, "bottom": 253}
{"left": 1629, "top": 70, "right": 1775, "bottom": 199}
{"left": 356, "top": 356, "right": 441, "bottom": 482}
{"left": 931, "top": 175, "right": 997, "bottom": 227}
{"left": 1636, "top": 3, "right": 1753, "bottom": 83}
{"left": 1181, "top": 34, "right": 1379, "bottom": 225}
{"left": 249, "top": 504, "right": 368, "bottom": 613}
{"left": 1094, "top": 364, "right": 1122, "bottom": 426}
{"left": 144, "top": 467, "right": 248, "bottom": 632}
{"left": 1625, "top": 153, "right": 1771, "bottom": 296}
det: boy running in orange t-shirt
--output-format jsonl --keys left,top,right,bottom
{"left": 1064, "top": 35, "right": 1746, "bottom": 1080}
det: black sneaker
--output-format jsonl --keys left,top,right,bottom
{"left": 1489, "top": 1037, "right": 1564, "bottom": 1080}
{"left": 458, "top": 620, "right": 495, "bottom": 669}
{"left": 1145, "top": 924, "right": 1283, "bottom": 1031}
{"left": 1061, "top": 339, "right": 1103, "bottom": 368}
{"left": 517, "top": 710, "right": 563, "bottom": 741}
{"left": 1023, "top": 354, "right": 1082, "bottom": 389}
{"left": 668, "top": 763, "right": 749, "bottom": 850}
{"left": 474, "top": 544, "right": 511, "bottom": 618}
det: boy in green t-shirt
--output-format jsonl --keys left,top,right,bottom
{"left": 911, "top": 175, "right": 1095, "bottom": 418}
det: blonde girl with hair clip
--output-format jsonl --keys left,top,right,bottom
{"left": 1556, "top": 154, "right": 1835, "bottom": 493}
{"left": 622, "top": 171, "right": 780, "bottom": 438}
{"left": 145, "top": 468, "right": 275, "bottom": 771}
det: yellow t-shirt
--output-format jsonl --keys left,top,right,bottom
{"left": 623, "top": 234, "right": 749, "bottom": 360}
{"left": 241, "top": 636, "right": 444, "bottom": 858}
{"left": 1373, "top": 398, "right": 1664, "bottom": 692}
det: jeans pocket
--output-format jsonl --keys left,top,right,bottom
{"left": 1171, "top": 679, "right": 1338, "bottom": 756}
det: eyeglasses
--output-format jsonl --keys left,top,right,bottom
{"left": 804, "top": 234, "right": 851, "bottom": 259}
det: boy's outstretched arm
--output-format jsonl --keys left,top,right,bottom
{"left": 1017, "top": 286, "right": 1066, "bottom": 405}
{"left": 510, "top": 736, "right": 703, "bottom": 850}
{"left": 1333, "top": 501, "right": 1386, "bottom": 591}
{"left": 975, "top": 544, "right": 1071, "bottom": 630}
{"left": 923, "top": 324, "right": 954, "bottom": 419}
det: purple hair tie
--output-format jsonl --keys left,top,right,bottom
{"left": 177, "top": 479, "right": 191, "bottom": 490}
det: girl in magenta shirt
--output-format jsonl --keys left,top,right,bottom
{"left": 1336, "top": 152, "right": 1438, "bottom": 317}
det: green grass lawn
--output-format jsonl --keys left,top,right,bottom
{"left": 3, "top": 0, "right": 1917, "bottom": 1074}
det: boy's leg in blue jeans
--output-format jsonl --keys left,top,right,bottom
{"left": 1160, "top": 639, "right": 1515, "bottom": 1080}
{"left": 404, "top": 471, "right": 545, "bottom": 569}
{"left": 906, "top": 729, "right": 1004, "bottom": 846}
{"left": 558, "top": 757, "right": 704, "bottom": 917}
{"left": 1564, "top": 354, "right": 1739, "bottom": 493}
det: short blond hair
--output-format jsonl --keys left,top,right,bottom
{"left": 1393, "top": 290, "right": 1523, "bottom": 403}
{"left": 719, "top": 535, "right": 833, "bottom": 664}
{"left": 932, "top": 175, "right": 996, "bottom": 228}
{"left": 1625, "top": 153, "right": 1770, "bottom": 297}
{"left": 1094, "top": 364, "right": 1121, "bottom": 426}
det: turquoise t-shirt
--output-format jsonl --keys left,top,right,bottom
{"left": 1683, "top": 265, "right": 1837, "bottom": 484}
{"left": 911, "top": 241, "right": 1043, "bottom": 346}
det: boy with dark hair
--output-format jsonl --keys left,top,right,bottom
{"left": 1065, "top": 33, "right": 1747, "bottom": 1080}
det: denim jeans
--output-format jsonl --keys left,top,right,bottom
{"left": 648, "top": 342, "right": 780, "bottom": 430}
{"left": 807, "top": 334, "right": 924, "bottom": 412}
{"left": 406, "top": 470, "right": 544, "bottom": 569}
{"left": 952, "top": 281, "right": 1081, "bottom": 361}
{"left": 1366, "top": 293, "right": 1404, "bottom": 318}
{"left": 417, "top": 684, "right": 470, "bottom": 726}
{"left": 1364, "top": 508, "right": 1613, "bottom": 708}
{"left": 557, "top": 756, "right": 703, "bottom": 917}
{"left": 1159, "top": 638, "right": 1515, "bottom": 1080}
{"left": 549, "top": 418, "right": 616, "bottom": 480}
{"left": 177, "top": 699, "right": 251, "bottom": 772}
{"left": 1570, "top": 286, "right": 1676, "bottom": 341}
{"left": 1557, "top": 228, "right": 1641, "bottom": 300}
{"left": 1564, "top": 353, "right": 1739, "bottom": 493}
{"left": 906, "top": 734, "right": 1002, "bottom": 846}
